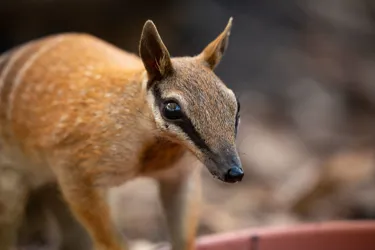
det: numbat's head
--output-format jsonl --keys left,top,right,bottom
{"left": 140, "top": 18, "right": 243, "bottom": 183}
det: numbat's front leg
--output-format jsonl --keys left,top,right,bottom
{"left": 18, "top": 183, "right": 92, "bottom": 250}
{"left": 157, "top": 154, "right": 202, "bottom": 250}
{"left": 56, "top": 169, "right": 127, "bottom": 250}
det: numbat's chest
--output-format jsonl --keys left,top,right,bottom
{"left": 138, "top": 140, "right": 186, "bottom": 175}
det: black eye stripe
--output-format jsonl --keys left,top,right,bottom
{"left": 234, "top": 96, "right": 240, "bottom": 136}
{"left": 173, "top": 118, "right": 212, "bottom": 153}
{"left": 152, "top": 86, "right": 212, "bottom": 153}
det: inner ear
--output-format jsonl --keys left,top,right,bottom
{"left": 139, "top": 20, "right": 173, "bottom": 82}
{"left": 197, "top": 17, "right": 233, "bottom": 70}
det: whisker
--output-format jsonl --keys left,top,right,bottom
{"left": 237, "top": 133, "right": 250, "bottom": 149}
{"left": 239, "top": 151, "right": 248, "bottom": 156}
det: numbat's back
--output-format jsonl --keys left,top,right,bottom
{"left": 0, "top": 33, "right": 152, "bottom": 188}
{"left": 0, "top": 18, "right": 243, "bottom": 250}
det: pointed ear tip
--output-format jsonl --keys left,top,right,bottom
{"left": 227, "top": 17, "right": 233, "bottom": 29}
{"left": 143, "top": 20, "right": 156, "bottom": 30}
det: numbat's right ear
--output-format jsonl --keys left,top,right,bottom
{"left": 197, "top": 17, "right": 233, "bottom": 70}
{"left": 139, "top": 20, "right": 173, "bottom": 82}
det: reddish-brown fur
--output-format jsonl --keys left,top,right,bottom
{"left": 0, "top": 18, "right": 237, "bottom": 250}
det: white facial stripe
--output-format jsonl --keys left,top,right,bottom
{"left": 147, "top": 87, "right": 188, "bottom": 137}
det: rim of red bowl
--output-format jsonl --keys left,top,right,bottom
{"left": 197, "top": 220, "right": 375, "bottom": 250}
{"left": 193, "top": 220, "right": 375, "bottom": 250}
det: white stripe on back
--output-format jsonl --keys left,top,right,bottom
{"left": 0, "top": 43, "right": 35, "bottom": 103}
{"left": 7, "top": 36, "right": 66, "bottom": 120}
{"left": 0, "top": 52, "right": 10, "bottom": 66}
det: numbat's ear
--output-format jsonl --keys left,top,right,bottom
{"left": 139, "top": 20, "right": 173, "bottom": 81}
{"left": 197, "top": 17, "right": 233, "bottom": 70}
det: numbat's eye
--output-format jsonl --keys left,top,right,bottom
{"left": 162, "top": 101, "right": 183, "bottom": 120}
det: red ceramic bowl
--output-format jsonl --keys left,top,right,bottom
{"left": 193, "top": 221, "right": 375, "bottom": 250}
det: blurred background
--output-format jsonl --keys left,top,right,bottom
{"left": 2, "top": 0, "right": 375, "bottom": 249}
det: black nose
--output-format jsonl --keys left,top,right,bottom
{"left": 224, "top": 166, "right": 244, "bottom": 183}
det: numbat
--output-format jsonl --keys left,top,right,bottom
{"left": 0, "top": 18, "right": 243, "bottom": 250}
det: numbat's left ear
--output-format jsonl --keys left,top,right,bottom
{"left": 197, "top": 17, "right": 233, "bottom": 70}
{"left": 139, "top": 20, "right": 173, "bottom": 82}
